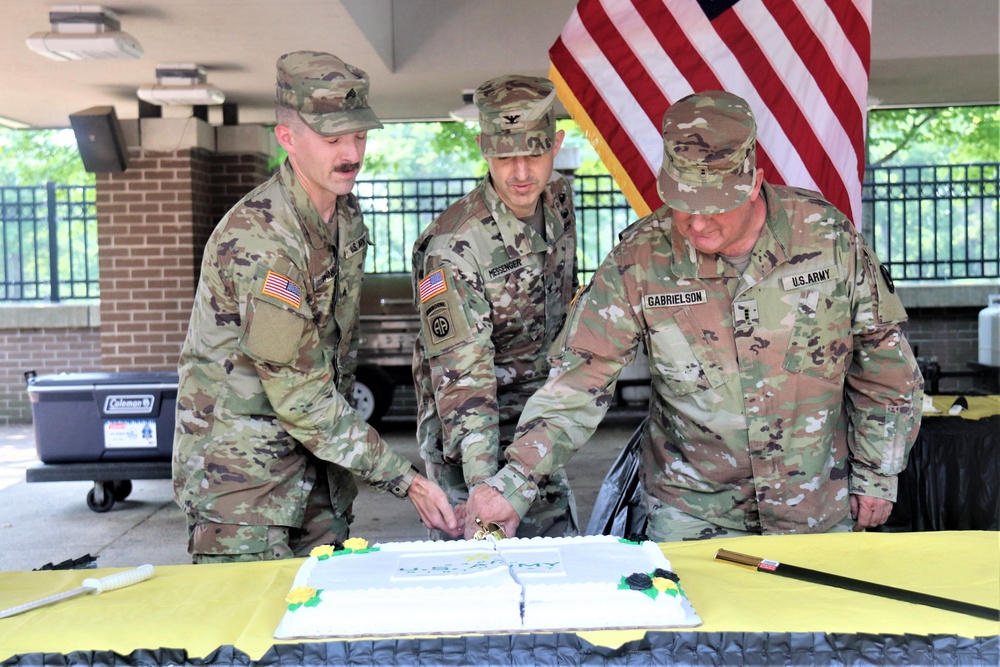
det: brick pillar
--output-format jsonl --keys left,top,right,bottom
{"left": 204, "top": 152, "right": 274, "bottom": 270}
{"left": 93, "top": 119, "right": 273, "bottom": 372}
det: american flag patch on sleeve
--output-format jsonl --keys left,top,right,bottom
{"left": 418, "top": 268, "right": 448, "bottom": 302}
{"left": 262, "top": 270, "right": 302, "bottom": 308}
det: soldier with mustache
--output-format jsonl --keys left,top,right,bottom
{"left": 174, "top": 51, "right": 459, "bottom": 564}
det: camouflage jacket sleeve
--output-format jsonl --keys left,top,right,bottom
{"left": 485, "top": 256, "right": 644, "bottom": 518}
{"left": 223, "top": 181, "right": 412, "bottom": 492}
{"left": 254, "top": 352, "right": 414, "bottom": 493}
{"left": 413, "top": 174, "right": 578, "bottom": 492}
{"left": 843, "top": 229, "right": 924, "bottom": 501}
{"left": 416, "top": 247, "right": 502, "bottom": 487}
{"left": 175, "top": 168, "right": 418, "bottom": 531}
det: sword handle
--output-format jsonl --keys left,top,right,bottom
{"left": 714, "top": 549, "right": 764, "bottom": 569}
{"left": 82, "top": 564, "right": 155, "bottom": 594}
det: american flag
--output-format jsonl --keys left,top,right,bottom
{"left": 419, "top": 269, "right": 448, "bottom": 303}
{"left": 549, "top": 0, "right": 870, "bottom": 225}
{"left": 262, "top": 270, "right": 302, "bottom": 308}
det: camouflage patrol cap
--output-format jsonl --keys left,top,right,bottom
{"left": 475, "top": 75, "right": 557, "bottom": 158}
{"left": 657, "top": 90, "right": 757, "bottom": 214}
{"left": 275, "top": 51, "right": 383, "bottom": 136}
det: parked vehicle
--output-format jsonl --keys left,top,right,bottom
{"left": 354, "top": 273, "right": 420, "bottom": 423}
{"left": 354, "top": 273, "right": 652, "bottom": 423}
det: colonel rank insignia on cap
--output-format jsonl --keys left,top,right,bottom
{"left": 419, "top": 269, "right": 448, "bottom": 303}
{"left": 474, "top": 74, "right": 557, "bottom": 158}
{"left": 262, "top": 270, "right": 302, "bottom": 308}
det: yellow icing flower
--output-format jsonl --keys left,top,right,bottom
{"left": 310, "top": 545, "right": 336, "bottom": 559}
{"left": 343, "top": 537, "right": 369, "bottom": 551}
{"left": 652, "top": 577, "right": 678, "bottom": 593}
{"left": 286, "top": 586, "right": 318, "bottom": 605}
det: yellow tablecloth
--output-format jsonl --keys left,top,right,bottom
{"left": 924, "top": 395, "right": 1000, "bottom": 420}
{"left": 0, "top": 531, "right": 997, "bottom": 661}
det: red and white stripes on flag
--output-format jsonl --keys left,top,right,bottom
{"left": 549, "top": 0, "right": 870, "bottom": 225}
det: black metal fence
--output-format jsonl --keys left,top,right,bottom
{"left": 357, "top": 178, "right": 479, "bottom": 274}
{"left": 863, "top": 163, "right": 999, "bottom": 280}
{"left": 357, "top": 174, "right": 635, "bottom": 283}
{"left": 1, "top": 182, "right": 98, "bottom": 301}
{"left": 2, "top": 165, "right": 997, "bottom": 302}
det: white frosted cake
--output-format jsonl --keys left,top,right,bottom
{"left": 274, "top": 535, "right": 700, "bottom": 639}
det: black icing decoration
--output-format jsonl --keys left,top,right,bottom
{"left": 625, "top": 572, "right": 653, "bottom": 591}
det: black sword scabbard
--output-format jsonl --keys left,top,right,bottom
{"left": 714, "top": 549, "right": 999, "bottom": 621}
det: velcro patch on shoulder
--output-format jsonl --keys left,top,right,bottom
{"left": 418, "top": 265, "right": 472, "bottom": 356}
{"left": 239, "top": 299, "right": 308, "bottom": 364}
{"left": 424, "top": 301, "right": 457, "bottom": 345}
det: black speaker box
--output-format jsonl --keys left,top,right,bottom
{"left": 69, "top": 106, "right": 129, "bottom": 173}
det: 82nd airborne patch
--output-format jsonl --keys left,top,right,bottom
{"left": 425, "top": 301, "right": 455, "bottom": 346}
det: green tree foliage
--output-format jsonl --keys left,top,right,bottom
{"left": 426, "top": 121, "right": 482, "bottom": 174}
{"left": 365, "top": 121, "right": 486, "bottom": 178}
{"left": 363, "top": 119, "right": 609, "bottom": 179}
{"left": 252, "top": 120, "right": 591, "bottom": 178}
{"left": 865, "top": 106, "right": 998, "bottom": 282}
{"left": 0, "top": 128, "right": 92, "bottom": 186}
{"left": 867, "top": 105, "right": 999, "bottom": 166}
{"left": 268, "top": 121, "right": 488, "bottom": 177}
{"left": 4, "top": 107, "right": 995, "bottom": 185}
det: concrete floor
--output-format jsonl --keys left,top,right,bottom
{"left": 0, "top": 413, "right": 643, "bottom": 572}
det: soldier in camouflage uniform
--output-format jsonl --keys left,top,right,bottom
{"left": 464, "top": 90, "right": 923, "bottom": 541}
{"left": 173, "top": 51, "right": 458, "bottom": 564}
{"left": 411, "top": 75, "right": 580, "bottom": 538}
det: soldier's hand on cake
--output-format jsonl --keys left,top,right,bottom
{"left": 850, "top": 494, "right": 893, "bottom": 531}
{"left": 407, "top": 473, "right": 462, "bottom": 537}
{"left": 464, "top": 484, "right": 521, "bottom": 539}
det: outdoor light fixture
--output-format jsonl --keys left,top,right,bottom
{"left": 136, "top": 64, "right": 225, "bottom": 106}
{"left": 26, "top": 5, "right": 143, "bottom": 61}
{"left": 448, "top": 89, "right": 477, "bottom": 122}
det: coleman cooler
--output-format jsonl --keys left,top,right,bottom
{"left": 26, "top": 371, "right": 178, "bottom": 464}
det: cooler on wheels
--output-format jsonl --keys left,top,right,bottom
{"left": 24, "top": 371, "right": 177, "bottom": 512}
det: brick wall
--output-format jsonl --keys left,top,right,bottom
{"left": 94, "top": 147, "right": 271, "bottom": 372}
{"left": 0, "top": 326, "right": 102, "bottom": 423}
{"left": 900, "top": 307, "right": 985, "bottom": 393}
{"left": 96, "top": 148, "right": 204, "bottom": 370}
{"left": 0, "top": 140, "right": 272, "bottom": 425}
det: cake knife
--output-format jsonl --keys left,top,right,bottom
{"left": 0, "top": 564, "right": 155, "bottom": 620}
{"left": 715, "top": 549, "right": 998, "bottom": 621}
{"left": 473, "top": 517, "right": 507, "bottom": 542}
